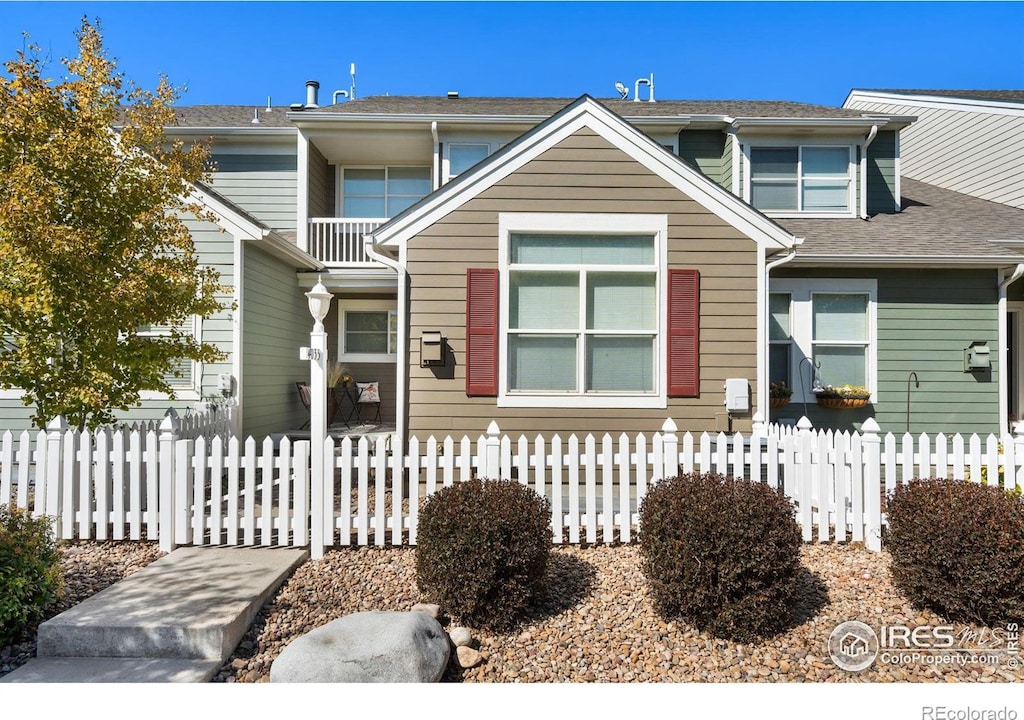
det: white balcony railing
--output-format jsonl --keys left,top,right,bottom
{"left": 307, "top": 218, "right": 388, "bottom": 266}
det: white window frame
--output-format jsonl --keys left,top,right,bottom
{"left": 771, "top": 279, "right": 877, "bottom": 403}
{"left": 742, "top": 140, "right": 857, "bottom": 218}
{"left": 0, "top": 322, "right": 204, "bottom": 401}
{"left": 138, "top": 316, "right": 202, "bottom": 400}
{"left": 497, "top": 212, "right": 668, "bottom": 409}
{"left": 337, "top": 299, "right": 398, "bottom": 364}
{"left": 445, "top": 143, "right": 492, "bottom": 181}
{"left": 768, "top": 291, "right": 793, "bottom": 388}
{"left": 337, "top": 166, "right": 432, "bottom": 219}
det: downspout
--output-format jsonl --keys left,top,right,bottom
{"left": 365, "top": 236, "right": 408, "bottom": 444}
{"left": 998, "top": 264, "right": 1024, "bottom": 433}
{"left": 760, "top": 247, "right": 799, "bottom": 419}
{"left": 430, "top": 121, "right": 440, "bottom": 190}
{"left": 860, "top": 125, "right": 878, "bottom": 219}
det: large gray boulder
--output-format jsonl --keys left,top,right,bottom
{"left": 270, "top": 611, "right": 450, "bottom": 683}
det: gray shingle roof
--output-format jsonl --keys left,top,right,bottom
{"left": 172, "top": 106, "right": 296, "bottom": 128}
{"left": 779, "top": 179, "right": 1024, "bottom": 262}
{"left": 855, "top": 89, "right": 1024, "bottom": 105}
{"left": 311, "top": 95, "right": 878, "bottom": 119}
{"left": 169, "top": 96, "right": 891, "bottom": 128}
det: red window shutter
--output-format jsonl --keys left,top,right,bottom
{"left": 667, "top": 269, "right": 700, "bottom": 397}
{"left": 465, "top": 268, "right": 499, "bottom": 396}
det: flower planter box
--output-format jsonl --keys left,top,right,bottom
{"left": 770, "top": 397, "right": 791, "bottom": 409}
{"left": 815, "top": 396, "right": 869, "bottom": 410}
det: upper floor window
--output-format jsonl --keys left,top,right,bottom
{"left": 749, "top": 146, "right": 853, "bottom": 215}
{"left": 342, "top": 167, "right": 431, "bottom": 218}
{"left": 448, "top": 144, "right": 490, "bottom": 178}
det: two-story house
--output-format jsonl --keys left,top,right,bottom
{"left": 4, "top": 84, "right": 1023, "bottom": 440}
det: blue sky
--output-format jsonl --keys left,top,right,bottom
{"left": 0, "top": 2, "right": 1021, "bottom": 108}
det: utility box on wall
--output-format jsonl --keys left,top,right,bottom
{"left": 964, "top": 343, "right": 990, "bottom": 372}
{"left": 420, "top": 331, "right": 444, "bottom": 367}
{"left": 724, "top": 378, "right": 750, "bottom": 414}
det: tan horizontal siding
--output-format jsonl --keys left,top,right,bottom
{"left": 407, "top": 128, "right": 759, "bottom": 439}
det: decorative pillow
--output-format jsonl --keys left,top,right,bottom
{"left": 357, "top": 382, "right": 380, "bottom": 403}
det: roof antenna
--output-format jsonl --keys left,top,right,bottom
{"left": 614, "top": 81, "right": 629, "bottom": 100}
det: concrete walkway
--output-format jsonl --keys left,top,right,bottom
{"left": 1, "top": 546, "right": 308, "bottom": 683}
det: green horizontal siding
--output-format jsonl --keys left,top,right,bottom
{"left": 210, "top": 152, "right": 297, "bottom": 232}
{"left": 867, "top": 130, "right": 898, "bottom": 215}
{"left": 721, "top": 135, "right": 733, "bottom": 191}
{"left": 240, "top": 243, "right": 310, "bottom": 439}
{"left": 677, "top": 129, "right": 727, "bottom": 187}
{"left": 0, "top": 214, "right": 237, "bottom": 432}
{"left": 772, "top": 268, "right": 999, "bottom": 435}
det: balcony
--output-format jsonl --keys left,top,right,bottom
{"left": 307, "top": 218, "right": 388, "bottom": 267}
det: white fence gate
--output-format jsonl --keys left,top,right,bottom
{"left": 3, "top": 414, "right": 1023, "bottom": 556}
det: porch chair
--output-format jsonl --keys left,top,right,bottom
{"left": 354, "top": 381, "right": 382, "bottom": 425}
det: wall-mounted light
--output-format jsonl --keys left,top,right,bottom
{"left": 964, "top": 342, "right": 990, "bottom": 372}
{"left": 420, "top": 331, "right": 444, "bottom": 367}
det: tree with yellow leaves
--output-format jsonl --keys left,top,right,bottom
{"left": 0, "top": 19, "right": 223, "bottom": 430}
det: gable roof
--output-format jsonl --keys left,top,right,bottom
{"left": 851, "top": 89, "right": 1024, "bottom": 105}
{"left": 369, "top": 95, "right": 799, "bottom": 253}
{"left": 778, "top": 179, "right": 1024, "bottom": 265}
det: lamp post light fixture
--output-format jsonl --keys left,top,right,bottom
{"left": 305, "top": 275, "right": 333, "bottom": 560}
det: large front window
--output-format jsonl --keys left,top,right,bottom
{"left": 770, "top": 279, "right": 877, "bottom": 402}
{"left": 749, "top": 146, "right": 853, "bottom": 214}
{"left": 342, "top": 167, "right": 431, "bottom": 217}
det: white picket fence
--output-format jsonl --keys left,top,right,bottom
{"left": 2, "top": 414, "right": 1023, "bottom": 556}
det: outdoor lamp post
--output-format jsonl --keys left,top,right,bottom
{"left": 305, "top": 275, "right": 333, "bottom": 559}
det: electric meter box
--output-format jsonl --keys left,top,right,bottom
{"left": 724, "top": 378, "right": 750, "bottom": 413}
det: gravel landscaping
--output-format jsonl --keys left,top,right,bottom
{"left": 0, "top": 540, "right": 164, "bottom": 679}
{"left": 215, "top": 542, "right": 1024, "bottom": 683}
{"left": 3, "top": 539, "right": 1020, "bottom": 683}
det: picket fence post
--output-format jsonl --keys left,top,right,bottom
{"left": 659, "top": 418, "right": 679, "bottom": 480}
{"left": 1014, "top": 424, "right": 1024, "bottom": 493}
{"left": 484, "top": 421, "right": 501, "bottom": 480}
{"left": 861, "top": 418, "right": 882, "bottom": 552}
{"left": 44, "top": 416, "right": 68, "bottom": 535}
{"left": 158, "top": 410, "right": 180, "bottom": 553}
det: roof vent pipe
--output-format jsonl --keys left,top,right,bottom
{"left": 634, "top": 73, "right": 655, "bottom": 103}
{"left": 305, "top": 80, "right": 320, "bottom": 109}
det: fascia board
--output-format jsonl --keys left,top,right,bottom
{"left": 255, "top": 233, "right": 323, "bottom": 270}
{"left": 732, "top": 117, "right": 898, "bottom": 130}
{"left": 374, "top": 98, "right": 796, "bottom": 252}
{"left": 845, "top": 90, "right": 1024, "bottom": 116}
{"left": 791, "top": 254, "right": 1024, "bottom": 267}
{"left": 167, "top": 127, "right": 297, "bottom": 137}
